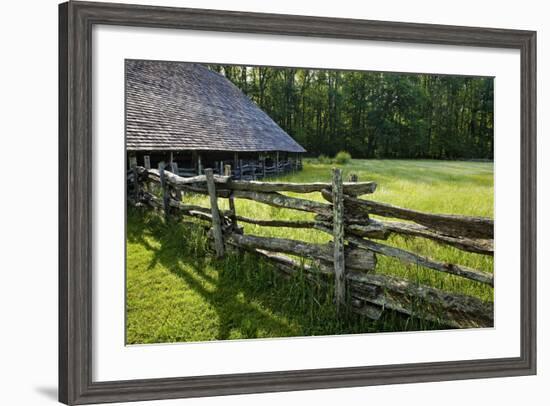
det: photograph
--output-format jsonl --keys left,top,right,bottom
{"left": 125, "top": 59, "right": 495, "bottom": 345}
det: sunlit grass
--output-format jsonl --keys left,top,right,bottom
{"left": 126, "top": 159, "right": 494, "bottom": 343}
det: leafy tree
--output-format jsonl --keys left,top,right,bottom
{"left": 207, "top": 64, "right": 494, "bottom": 160}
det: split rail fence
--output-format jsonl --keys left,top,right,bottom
{"left": 128, "top": 163, "right": 494, "bottom": 329}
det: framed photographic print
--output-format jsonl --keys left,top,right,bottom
{"left": 59, "top": 1, "right": 536, "bottom": 404}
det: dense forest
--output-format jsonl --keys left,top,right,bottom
{"left": 207, "top": 64, "right": 494, "bottom": 160}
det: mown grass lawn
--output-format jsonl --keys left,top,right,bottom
{"left": 126, "top": 159, "right": 494, "bottom": 344}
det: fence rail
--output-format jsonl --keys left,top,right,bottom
{"left": 128, "top": 164, "right": 494, "bottom": 328}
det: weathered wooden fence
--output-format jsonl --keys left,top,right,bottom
{"left": 128, "top": 163, "right": 494, "bottom": 329}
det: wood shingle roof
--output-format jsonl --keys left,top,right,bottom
{"left": 126, "top": 60, "right": 306, "bottom": 153}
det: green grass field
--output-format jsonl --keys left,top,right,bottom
{"left": 126, "top": 159, "right": 494, "bottom": 344}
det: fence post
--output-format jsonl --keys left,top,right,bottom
{"left": 129, "top": 156, "right": 139, "bottom": 202}
{"left": 205, "top": 168, "right": 225, "bottom": 258}
{"left": 143, "top": 155, "right": 151, "bottom": 169}
{"left": 224, "top": 164, "right": 239, "bottom": 231}
{"left": 159, "top": 162, "right": 169, "bottom": 219}
{"left": 170, "top": 162, "right": 183, "bottom": 202}
{"left": 332, "top": 168, "right": 346, "bottom": 310}
{"left": 223, "top": 164, "right": 232, "bottom": 177}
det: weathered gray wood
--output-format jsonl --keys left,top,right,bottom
{"left": 350, "top": 300, "right": 384, "bottom": 320}
{"left": 169, "top": 162, "right": 182, "bottom": 201}
{"left": 131, "top": 166, "right": 139, "bottom": 201}
{"left": 128, "top": 155, "right": 137, "bottom": 169}
{"left": 231, "top": 190, "right": 332, "bottom": 216}
{"left": 171, "top": 161, "right": 178, "bottom": 174}
{"left": 312, "top": 216, "right": 389, "bottom": 239}
{"left": 205, "top": 169, "right": 224, "bottom": 258}
{"left": 226, "top": 233, "right": 375, "bottom": 272}
{"left": 143, "top": 155, "right": 151, "bottom": 169}
{"left": 147, "top": 168, "right": 376, "bottom": 195}
{"left": 145, "top": 194, "right": 231, "bottom": 219}
{"left": 147, "top": 169, "right": 230, "bottom": 187}
{"left": 158, "top": 163, "right": 169, "bottom": 219}
{"left": 178, "top": 185, "right": 232, "bottom": 198}
{"left": 198, "top": 154, "right": 203, "bottom": 175}
{"left": 227, "top": 240, "right": 490, "bottom": 328}
{"left": 341, "top": 245, "right": 376, "bottom": 271}
{"left": 315, "top": 213, "right": 372, "bottom": 225}
{"left": 347, "top": 272, "right": 493, "bottom": 328}
{"left": 251, "top": 249, "right": 331, "bottom": 279}
{"left": 345, "top": 221, "right": 390, "bottom": 240}
{"left": 228, "top": 179, "right": 376, "bottom": 195}
{"left": 187, "top": 210, "right": 216, "bottom": 223}
{"left": 346, "top": 233, "right": 494, "bottom": 286}
{"left": 236, "top": 216, "right": 316, "bottom": 228}
{"left": 141, "top": 191, "right": 163, "bottom": 209}
{"left": 224, "top": 164, "right": 232, "bottom": 177}
{"left": 320, "top": 189, "right": 369, "bottom": 220}
{"left": 227, "top": 232, "right": 330, "bottom": 261}
{"left": 228, "top": 193, "right": 238, "bottom": 229}
{"left": 168, "top": 200, "right": 212, "bottom": 213}
{"left": 382, "top": 221, "right": 494, "bottom": 255}
{"left": 129, "top": 158, "right": 139, "bottom": 202}
{"left": 321, "top": 190, "right": 493, "bottom": 239}
{"left": 276, "top": 151, "right": 280, "bottom": 175}
{"left": 332, "top": 168, "right": 346, "bottom": 308}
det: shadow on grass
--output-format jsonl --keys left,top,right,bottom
{"left": 126, "top": 207, "right": 442, "bottom": 343}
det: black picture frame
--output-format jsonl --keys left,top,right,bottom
{"left": 59, "top": 1, "right": 537, "bottom": 404}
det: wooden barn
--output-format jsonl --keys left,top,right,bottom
{"left": 126, "top": 59, "right": 306, "bottom": 179}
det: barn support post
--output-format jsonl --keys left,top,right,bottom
{"left": 276, "top": 151, "right": 280, "bottom": 175}
{"left": 159, "top": 162, "right": 169, "bottom": 220}
{"left": 332, "top": 168, "right": 346, "bottom": 310}
{"left": 128, "top": 154, "right": 137, "bottom": 169}
{"left": 198, "top": 154, "right": 203, "bottom": 175}
{"left": 205, "top": 168, "right": 225, "bottom": 258}
{"left": 262, "top": 154, "right": 266, "bottom": 179}
{"left": 233, "top": 153, "right": 239, "bottom": 179}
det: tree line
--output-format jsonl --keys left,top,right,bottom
{"left": 208, "top": 64, "right": 494, "bottom": 160}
